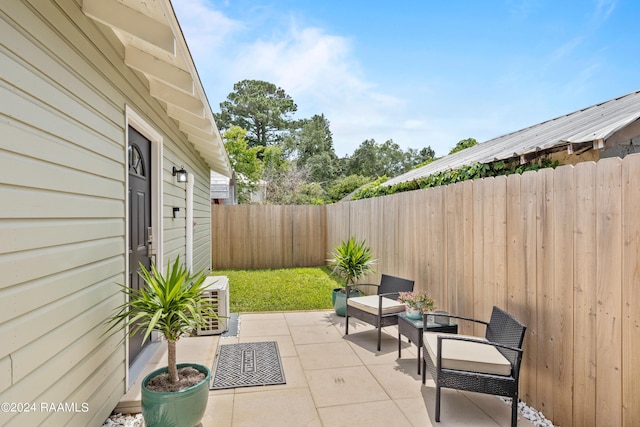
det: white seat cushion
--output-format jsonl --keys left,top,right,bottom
{"left": 423, "top": 332, "right": 512, "bottom": 376}
{"left": 347, "top": 295, "right": 406, "bottom": 315}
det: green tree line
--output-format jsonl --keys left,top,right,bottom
{"left": 215, "top": 79, "right": 474, "bottom": 204}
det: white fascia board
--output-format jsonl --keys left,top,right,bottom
{"left": 149, "top": 80, "right": 205, "bottom": 117}
{"left": 125, "top": 46, "right": 193, "bottom": 94}
{"left": 83, "top": 0, "right": 175, "bottom": 54}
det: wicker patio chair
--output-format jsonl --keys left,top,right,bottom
{"left": 421, "top": 306, "right": 526, "bottom": 427}
{"left": 344, "top": 274, "right": 415, "bottom": 351}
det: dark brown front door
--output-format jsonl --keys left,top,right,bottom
{"left": 128, "top": 126, "right": 152, "bottom": 364}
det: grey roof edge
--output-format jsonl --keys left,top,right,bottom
{"left": 383, "top": 89, "right": 640, "bottom": 187}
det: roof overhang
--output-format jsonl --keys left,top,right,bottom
{"left": 561, "top": 113, "right": 640, "bottom": 144}
{"left": 383, "top": 90, "right": 640, "bottom": 187}
{"left": 83, "top": 0, "right": 232, "bottom": 177}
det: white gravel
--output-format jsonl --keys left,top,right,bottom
{"left": 102, "top": 412, "right": 143, "bottom": 427}
{"left": 104, "top": 397, "right": 556, "bottom": 427}
{"left": 499, "top": 397, "right": 557, "bottom": 427}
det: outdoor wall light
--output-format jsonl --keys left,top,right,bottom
{"left": 172, "top": 207, "right": 181, "bottom": 219}
{"left": 172, "top": 166, "right": 188, "bottom": 183}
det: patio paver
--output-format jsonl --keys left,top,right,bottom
{"left": 296, "top": 341, "right": 362, "bottom": 370}
{"left": 120, "top": 310, "right": 538, "bottom": 426}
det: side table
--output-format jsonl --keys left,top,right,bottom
{"left": 397, "top": 312, "right": 458, "bottom": 374}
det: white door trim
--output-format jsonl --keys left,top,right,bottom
{"left": 124, "top": 106, "right": 164, "bottom": 387}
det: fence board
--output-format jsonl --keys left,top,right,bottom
{"left": 520, "top": 170, "right": 539, "bottom": 407}
{"left": 505, "top": 173, "right": 533, "bottom": 407}
{"left": 462, "top": 180, "right": 475, "bottom": 336}
{"left": 552, "top": 165, "right": 575, "bottom": 427}
{"left": 326, "top": 201, "right": 350, "bottom": 253}
{"left": 573, "top": 161, "right": 598, "bottom": 427}
{"left": 292, "top": 205, "right": 325, "bottom": 267}
{"left": 537, "top": 168, "right": 555, "bottom": 418}
{"left": 430, "top": 187, "right": 446, "bottom": 305}
{"left": 445, "top": 183, "right": 464, "bottom": 313}
{"left": 494, "top": 176, "right": 508, "bottom": 311}
{"left": 386, "top": 194, "right": 402, "bottom": 277}
{"left": 473, "top": 178, "right": 485, "bottom": 335}
{"left": 415, "top": 190, "right": 435, "bottom": 304}
{"left": 401, "top": 190, "right": 421, "bottom": 291}
{"left": 506, "top": 172, "right": 525, "bottom": 315}
{"left": 371, "top": 196, "right": 386, "bottom": 282}
{"left": 282, "top": 206, "right": 295, "bottom": 267}
{"left": 481, "top": 178, "right": 495, "bottom": 323}
{"left": 622, "top": 154, "right": 640, "bottom": 426}
{"left": 596, "top": 158, "right": 623, "bottom": 427}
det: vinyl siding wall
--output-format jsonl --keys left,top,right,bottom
{"left": 0, "top": 1, "right": 212, "bottom": 426}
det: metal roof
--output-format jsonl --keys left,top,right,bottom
{"left": 384, "top": 90, "right": 640, "bottom": 186}
{"left": 83, "top": 0, "right": 232, "bottom": 177}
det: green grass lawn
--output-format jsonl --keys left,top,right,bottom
{"left": 210, "top": 266, "right": 344, "bottom": 312}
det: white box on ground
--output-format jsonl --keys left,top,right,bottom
{"left": 197, "top": 276, "right": 229, "bottom": 335}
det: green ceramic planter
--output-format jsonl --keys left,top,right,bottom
{"left": 331, "top": 287, "right": 341, "bottom": 306}
{"left": 141, "top": 363, "right": 210, "bottom": 427}
{"left": 332, "top": 288, "right": 362, "bottom": 317}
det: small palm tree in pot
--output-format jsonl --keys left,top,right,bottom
{"left": 106, "top": 256, "right": 216, "bottom": 427}
{"left": 327, "top": 237, "right": 377, "bottom": 316}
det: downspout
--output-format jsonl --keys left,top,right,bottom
{"left": 186, "top": 172, "right": 194, "bottom": 272}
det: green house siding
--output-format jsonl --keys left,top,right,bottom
{"left": 0, "top": 1, "right": 216, "bottom": 425}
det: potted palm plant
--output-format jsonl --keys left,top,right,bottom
{"left": 327, "top": 237, "right": 377, "bottom": 316}
{"left": 106, "top": 256, "right": 216, "bottom": 427}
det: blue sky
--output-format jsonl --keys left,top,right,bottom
{"left": 173, "top": 0, "right": 638, "bottom": 157}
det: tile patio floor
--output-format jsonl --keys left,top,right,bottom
{"left": 119, "top": 310, "right": 536, "bottom": 427}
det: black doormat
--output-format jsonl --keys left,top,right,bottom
{"left": 210, "top": 342, "right": 286, "bottom": 390}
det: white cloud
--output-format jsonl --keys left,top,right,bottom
{"left": 402, "top": 119, "right": 427, "bottom": 130}
{"left": 173, "top": 1, "right": 424, "bottom": 155}
{"left": 594, "top": 0, "right": 617, "bottom": 23}
{"left": 230, "top": 23, "right": 415, "bottom": 154}
{"left": 237, "top": 26, "right": 365, "bottom": 95}
{"left": 171, "top": 0, "right": 240, "bottom": 55}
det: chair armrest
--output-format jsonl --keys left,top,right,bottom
{"left": 345, "top": 283, "right": 379, "bottom": 296}
{"left": 379, "top": 291, "right": 401, "bottom": 299}
{"left": 425, "top": 312, "right": 489, "bottom": 327}
{"left": 377, "top": 292, "right": 405, "bottom": 313}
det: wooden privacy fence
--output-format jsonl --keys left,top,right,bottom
{"left": 211, "top": 204, "right": 326, "bottom": 269}
{"left": 212, "top": 154, "right": 640, "bottom": 427}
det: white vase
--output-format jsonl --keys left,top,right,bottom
{"left": 406, "top": 306, "right": 422, "bottom": 320}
